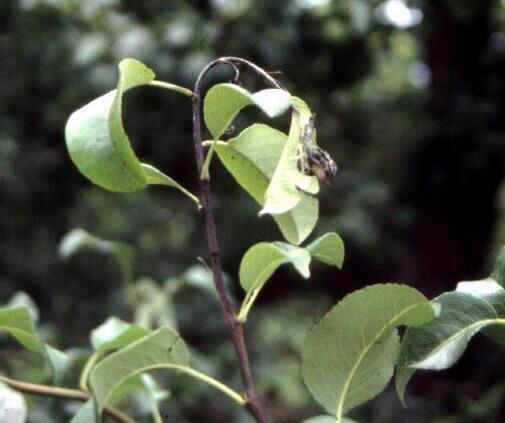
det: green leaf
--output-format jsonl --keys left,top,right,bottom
{"left": 203, "top": 83, "right": 291, "bottom": 139}
{"left": 91, "top": 317, "right": 151, "bottom": 354}
{"left": 70, "top": 400, "right": 96, "bottom": 423}
{"left": 456, "top": 277, "right": 505, "bottom": 345}
{"left": 0, "top": 306, "right": 41, "bottom": 353}
{"left": 141, "top": 163, "right": 199, "bottom": 206}
{"left": 65, "top": 58, "right": 199, "bottom": 206}
{"left": 59, "top": 228, "right": 135, "bottom": 290}
{"left": 134, "top": 278, "right": 178, "bottom": 329}
{"left": 302, "top": 284, "right": 434, "bottom": 421}
{"left": 237, "top": 242, "right": 311, "bottom": 321}
{"left": 307, "top": 232, "right": 345, "bottom": 268}
{"left": 90, "top": 327, "right": 245, "bottom": 413}
{"left": 0, "top": 306, "right": 69, "bottom": 380}
{"left": 239, "top": 242, "right": 311, "bottom": 292}
{"left": 394, "top": 366, "right": 415, "bottom": 407}
{"left": 397, "top": 292, "right": 505, "bottom": 371}
{"left": 214, "top": 123, "right": 318, "bottom": 244}
{"left": 90, "top": 327, "right": 189, "bottom": 411}
{"left": 260, "top": 97, "right": 319, "bottom": 215}
{"left": 6, "top": 292, "right": 39, "bottom": 322}
{"left": 59, "top": 228, "right": 133, "bottom": 261}
{"left": 396, "top": 275, "right": 505, "bottom": 405}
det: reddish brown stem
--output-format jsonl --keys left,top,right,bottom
{"left": 191, "top": 57, "right": 284, "bottom": 423}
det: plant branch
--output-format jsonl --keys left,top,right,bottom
{"left": 192, "top": 57, "right": 284, "bottom": 423}
{"left": 0, "top": 375, "right": 137, "bottom": 423}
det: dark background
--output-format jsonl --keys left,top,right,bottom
{"left": 2, "top": 0, "right": 505, "bottom": 421}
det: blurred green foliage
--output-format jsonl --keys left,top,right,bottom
{"left": 2, "top": 0, "right": 505, "bottom": 421}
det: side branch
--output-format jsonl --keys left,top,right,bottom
{"left": 0, "top": 375, "right": 137, "bottom": 423}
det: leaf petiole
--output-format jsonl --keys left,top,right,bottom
{"left": 148, "top": 80, "right": 194, "bottom": 98}
{"left": 79, "top": 351, "right": 102, "bottom": 391}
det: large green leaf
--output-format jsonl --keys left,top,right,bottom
{"left": 260, "top": 97, "right": 319, "bottom": 215}
{"left": 79, "top": 318, "right": 153, "bottom": 393}
{"left": 65, "top": 58, "right": 199, "bottom": 205}
{"left": 302, "top": 284, "right": 434, "bottom": 421}
{"left": 90, "top": 327, "right": 189, "bottom": 410}
{"left": 237, "top": 241, "right": 311, "bottom": 322}
{"left": 0, "top": 306, "right": 68, "bottom": 380}
{"left": 203, "top": 83, "right": 291, "bottom": 139}
{"left": 306, "top": 232, "right": 345, "bottom": 268}
{"left": 90, "top": 327, "right": 244, "bottom": 414}
{"left": 214, "top": 123, "right": 318, "bottom": 244}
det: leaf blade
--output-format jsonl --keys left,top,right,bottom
{"left": 90, "top": 327, "right": 189, "bottom": 411}
{"left": 214, "top": 124, "right": 318, "bottom": 244}
{"left": 302, "top": 284, "right": 434, "bottom": 420}
{"left": 0, "top": 305, "right": 69, "bottom": 380}
{"left": 260, "top": 97, "right": 319, "bottom": 215}
{"left": 307, "top": 232, "right": 345, "bottom": 268}
{"left": 203, "top": 83, "right": 291, "bottom": 139}
{"left": 397, "top": 292, "right": 502, "bottom": 371}
{"left": 65, "top": 58, "right": 197, "bottom": 204}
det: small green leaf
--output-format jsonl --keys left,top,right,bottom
{"left": 91, "top": 317, "right": 151, "bottom": 354}
{"left": 240, "top": 242, "right": 311, "bottom": 292}
{"left": 214, "top": 123, "right": 318, "bottom": 244}
{"left": 0, "top": 306, "right": 41, "bottom": 353}
{"left": 90, "top": 327, "right": 189, "bottom": 411}
{"left": 65, "top": 58, "right": 199, "bottom": 206}
{"left": 302, "top": 284, "right": 434, "bottom": 421}
{"left": 0, "top": 306, "right": 69, "bottom": 380}
{"left": 203, "top": 83, "right": 291, "bottom": 139}
{"left": 141, "top": 163, "right": 200, "bottom": 206}
{"left": 307, "top": 232, "right": 345, "bottom": 268}
{"left": 260, "top": 97, "right": 319, "bottom": 215}
{"left": 397, "top": 292, "right": 504, "bottom": 371}
{"left": 237, "top": 242, "right": 311, "bottom": 321}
